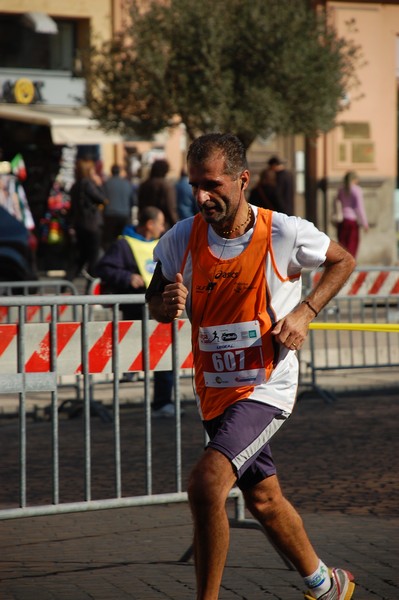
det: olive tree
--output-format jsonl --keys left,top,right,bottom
{"left": 86, "top": 0, "right": 361, "bottom": 147}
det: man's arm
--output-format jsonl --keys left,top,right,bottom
{"left": 95, "top": 240, "right": 137, "bottom": 290}
{"left": 272, "top": 240, "right": 356, "bottom": 350}
{"left": 146, "top": 262, "right": 188, "bottom": 323}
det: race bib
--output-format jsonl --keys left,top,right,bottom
{"left": 198, "top": 321, "right": 266, "bottom": 387}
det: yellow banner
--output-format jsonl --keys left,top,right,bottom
{"left": 310, "top": 322, "right": 399, "bottom": 333}
{"left": 123, "top": 236, "right": 158, "bottom": 288}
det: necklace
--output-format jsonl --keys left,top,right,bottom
{"left": 221, "top": 204, "right": 252, "bottom": 237}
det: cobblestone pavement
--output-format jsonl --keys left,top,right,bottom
{"left": 0, "top": 386, "right": 398, "bottom": 599}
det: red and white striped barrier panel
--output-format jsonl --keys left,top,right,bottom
{"left": 0, "top": 320, "right": 193, "bottom": 375}
{"left": 312, "top": 269, "right": 399, "bottom": 297}
{"left": 0, "top": 304, "right": 77, "bottom": 324}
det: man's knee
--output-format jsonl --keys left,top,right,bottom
{"left": 187, "top": 450, "right": 235, "bottom": 508}
{"left": 244, "top": 475, "right": 286, "bottom": 519}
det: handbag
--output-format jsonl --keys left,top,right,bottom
{"left": 330, "top": 197, "right": 343, "bottom": 226}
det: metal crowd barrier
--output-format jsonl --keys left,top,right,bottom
{"left": 0, "top": 279, "right": 83, "bottom": 404}
{"left": 298, "top": 294, "right": 399, "bottom": 401}
{"left": 0, "top": 293, "right": 187, "bottom": 515}
{"left": 304, "top": 265, "right": 399, "bottom": 298}
{"left": 5, "top": 284, "right": 396, "bottom": 562}
{"left": 0, "top": 279, "right": 79, "bottom": 296}
{"left": 0, "top": 291, "right": 293, "bottom": 568}
{"left": 0, "top": 279, "right": 79, "bottom": 323}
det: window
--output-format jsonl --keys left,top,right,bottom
{"left": 0, "top": 14, "right": 76, "bottom": 71}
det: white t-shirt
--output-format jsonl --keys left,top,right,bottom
{"left": 153, "top": 206, "right": 330, "bottom": 414}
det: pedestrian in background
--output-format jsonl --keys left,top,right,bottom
{"left": 266, "top": 155, "right": 295, "bottom": 215}
{"left": 102, "top": 164, "right": 135, "bottom": 250}
{"left": 146, "top": 133, "right": 356, "bottom": 600}
{"left": 66, "top": 160, "right": 106, "bottom": 283}
{"left": 0, "top": 155, "right": 37, "bottom": 274}
{"left": 0, "top": 205, "right": 37, "bottom": 283}
{"left": 138, "top": 159, "right": 178, "bottom": 230}
{"left": 249, "top": 165, "right": 283, "bottom": 212}
{"left": 95, "top": 206, "right": 178, "bottom": 418}
{"left": 175, "top": 168, "right": 198, "bottom": 219}
{"left": 336, "top": 171, "right": 369, "bottom": 258}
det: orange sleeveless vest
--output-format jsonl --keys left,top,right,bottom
{"left": 187, "top": 208, "right": 277, "bottom": 420}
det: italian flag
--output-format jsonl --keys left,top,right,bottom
{"left": 10, "top": 153, "right": 27, "bottom": 181}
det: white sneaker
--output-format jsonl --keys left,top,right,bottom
{"left": 304, "top": 568, "right": 355, "bottom": 600}
{"left": 152, "top": 403, "right": 185, "bottom": 418}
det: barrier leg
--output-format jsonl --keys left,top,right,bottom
{"left": 89, "top": 375, "right": 113, "bottom": 422}
{"left": 56, "top": 375, "right": 113, "bottom": 423}
{"left": 56, "top": 398, "right": 113, "bottom": 423}
{"left": 178, "top": 544, "right": 194, "bottom": 563}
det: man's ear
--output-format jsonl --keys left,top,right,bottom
{"left": 240, "top": 170, "right": 250, "bottom": 191}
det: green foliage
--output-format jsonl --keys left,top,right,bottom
{"left": 86, "top": 0, "right": 361, "bottom": 147}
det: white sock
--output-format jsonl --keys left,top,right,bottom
{"left": 303, "top": 560, "right": 331, "bottom": 598}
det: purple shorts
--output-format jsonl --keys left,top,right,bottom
{"left": 203, "top": 400, "right": 289, "bottom": 490}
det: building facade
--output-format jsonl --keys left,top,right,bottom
{"left": 316, "top": 1, "right": 399, "bottom": 265}
{"left": 2, "top": 1, "right": 399, "bottom": 267}
{"left": 0, "top": 1, "right": 123, "bottom": 224}
{"left": 247, "top": 2, "right": 399, "bottom": 266}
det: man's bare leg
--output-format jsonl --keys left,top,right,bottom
{"left": 187, "top": 449, "right": 237, "bottom": 600}
{"left": 243, "top": 474, "right": 319, "bottom": 576}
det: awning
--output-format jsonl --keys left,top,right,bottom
{"left": 21, "top": 12, "right": 58, "bottom": 35}
{"left": 0, "top": 104, "right": 122, "bottom": 145}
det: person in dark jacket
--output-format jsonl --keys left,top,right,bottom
{"left": 103, "top": 164, "right": 135, "bottom": 250}
{"left": 0, "top": 205, "right": 37, "bottom": 284}
{"left": 66, "top": 160, "right": 107, "bottom": 282}
{"left": 137, "top": 160, "right": 178, "bottom": 230}
{"left": 266, "top": 156, "right": 295, "bottom": 216}
{"left": 176, "top": 169, "right": 198, "bottom": 220}
{"left": 95, "top": 206, "right": 178, "bottom": 418}
{"left": 249, "top": 166, "right": 284, "bottom": 212}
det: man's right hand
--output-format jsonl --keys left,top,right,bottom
{"left": 161, "top": 272, "right": 188, "bottom": 320}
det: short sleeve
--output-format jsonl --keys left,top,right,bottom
{"left": 271, "top": 212, "right": 330, "bottom": 277}
{"left": 153, "top": 218, "right": 194, "bottom": 281}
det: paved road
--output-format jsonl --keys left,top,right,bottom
{"left": 0, "top": 387, "right": 398, "bottom": 599}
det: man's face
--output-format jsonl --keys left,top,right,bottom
{"left": 188, "top": 152, "right": 247, "bottom": 227}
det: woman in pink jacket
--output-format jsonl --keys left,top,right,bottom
{"left": 336, "top": 171, "right": 369, "bottom": 258}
